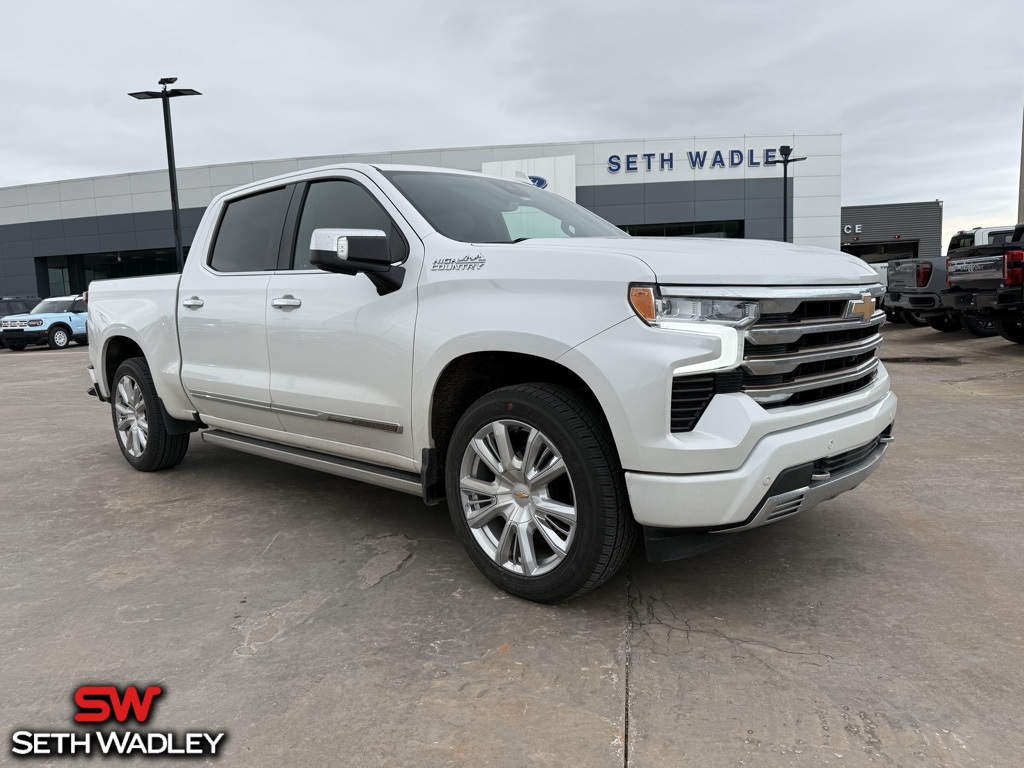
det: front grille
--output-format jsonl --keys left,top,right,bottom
{"left": 741, "top": 289, "right": 885, "bottom": 409}
{"left": 1, "top": 320, "right": 29, "bottom": 328}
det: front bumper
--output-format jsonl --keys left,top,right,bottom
{"left": 625, "top": 389, "right": 897, "bottom": 530}
{"left": 0, "top": 329, "right": 47, "bottom": 344}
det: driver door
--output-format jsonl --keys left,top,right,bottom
{"left": 265, "top": 174, "right": 420, "bottom": 470}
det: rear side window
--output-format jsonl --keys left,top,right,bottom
{"left": 210, "top": 188, "right": 289, "bottom": 272}
{"left": 987, "top": 230, "right": 1013, "bottom": 245}
{"left": 948, "top": 233, "right": 974, "bottom": 250}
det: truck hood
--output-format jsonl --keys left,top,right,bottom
{"left": 525, "top": 237, "right": 880, "bottom": 286}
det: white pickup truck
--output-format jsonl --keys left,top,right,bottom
{"left": 86, "top": 165, "right": 896, "bottom": 602}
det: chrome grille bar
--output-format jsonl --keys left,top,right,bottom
{"left": 742, "top": 335, "right": 884, "bottom": 376}
{"left": 746, "top": 311, "right": 885, "bottom": 345}
{"left": 743, "top": 358, "right": 879, "bottom": 402}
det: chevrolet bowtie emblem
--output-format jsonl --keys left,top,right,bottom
{"left": 514, "top": 491, "right": 529, "bottom": 500}
{"left": 847, "top": 295, "right": 876, "bottom": 322}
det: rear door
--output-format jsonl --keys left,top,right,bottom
{"left": 265, "top": 173, "right": 420, "bottom": 469}
{"left": 178, "top": 186, "right": 292, "bottom": 431}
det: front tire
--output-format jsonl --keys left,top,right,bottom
{"left": 47, "top": 326, "right": 71, "bottom": 349}
{"left": 445, "top": 383, "right": 636, "bottom": 603}
{"left": 961, "top": 314, "right": 999, "bottom": 338}
{"left": 996, "top": 318, "right": 1024, "bottom": 344}
{"left": 111, "top": 357, "right": 189, "bottom": 471}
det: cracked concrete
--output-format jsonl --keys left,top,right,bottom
{"left": 1, "top": 325, "right": 1022, "bottom": 766}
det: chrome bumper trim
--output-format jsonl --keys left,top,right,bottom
{"left": 715, "top": 439, "right": 889, "bottom": 534}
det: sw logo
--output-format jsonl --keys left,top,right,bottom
{"left": 10, "top": 684, "right": 227, "bottom": 758}
{"left": 74, "top": 684, "right": 162, "bottom": 723}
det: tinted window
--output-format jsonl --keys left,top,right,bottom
{"left": 948, "top": 233, "right": 975, "bottom": 250}
{"left": 11, "top": 302, "right": 28, "bottom": 313}
{"left": 987, "top": 230, "right": 1013, "bottom": 245}
{"left": 210, "top": 187, "right": 288, "bottom": 272}
{"left": 383, "top": 170, "right": 625, "bottom": 244}
{"left": 31, "top": 300, "right": 74, "bottom": 314}
{"left": 293, "top": 180, "right": 406, "bottom": 270}
{"left": 70, "top": 300, "right": 87, "bottom": 313}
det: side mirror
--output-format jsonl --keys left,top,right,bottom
{"left": 310, "top": 229, "right": 391, "bottom": 275}
{"left": 308, "top": 228, "right": 405, "bottom": 295}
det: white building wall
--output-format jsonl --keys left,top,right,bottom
{"left": 0, "top": 134, "right": 842, "bottom": 250}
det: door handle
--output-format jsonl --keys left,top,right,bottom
{"left": 271, "top": 296, "right": 302, "bottom": 309}
{"left": 182, "top": 297, "right": 204, "bottom": 309}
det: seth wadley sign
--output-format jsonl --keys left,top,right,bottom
{"left": 607, "top": 148, "right": 781, "bottom": 173}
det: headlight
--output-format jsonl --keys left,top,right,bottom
{"left": 629, "top": 286, "right": 759, "bottom": 329}
{"left": 27, "top": 319, "right": 44, "bottom": 327}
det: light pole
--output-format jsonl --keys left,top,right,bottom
{"left": 764, "top": 144, "right": 806, "bottom": 243}
{"left": 129, "top": 78, "right": 201, "bottom": 273}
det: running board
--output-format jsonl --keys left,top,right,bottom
{"left": 201, "top": 430, "right": 422, "bottom": 497}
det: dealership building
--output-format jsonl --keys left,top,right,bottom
{"left": 0, "top": 133, "right": 871, "bottom": 298}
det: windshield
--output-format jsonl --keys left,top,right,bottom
{"left": 30, "top": 299, "right": 73, "bottom": 314}
{"left": 382, "top": 170, "right": 626, "bottom": 244}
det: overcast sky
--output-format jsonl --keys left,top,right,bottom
{"left": 2, "top": 0, "right": 1022, "bottom": 245}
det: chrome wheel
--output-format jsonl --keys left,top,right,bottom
{"left": 459, "top": 419, "right": 577, "bottom": 577}
{"left": 114, "top": 375, "right": 148, "bottom": 458}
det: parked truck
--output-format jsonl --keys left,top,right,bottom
{"left": 85, "top": 165, "right": 897, "bottom": 602}
{"left": 885, "top": 226, "right": 1015, "bottom": 336}
{"left": 947, "top": 223, "right": 1024, "bottom": 343}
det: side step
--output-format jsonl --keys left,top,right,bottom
{"left": 201, "top": 430, "right": 422, "bottom": 497}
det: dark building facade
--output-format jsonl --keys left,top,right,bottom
{"left": 840, "top": 201, "right": 943, "bottom": 263}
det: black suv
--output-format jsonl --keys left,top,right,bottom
{"left": 0, "top": 297, "right": 41, "bottom": 349}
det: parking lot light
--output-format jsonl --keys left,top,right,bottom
{"left": 764, "top": 144, "right": 807, "bottom": 243}
{"left": 129, "top": 78, "right": 201, "bottom": 273}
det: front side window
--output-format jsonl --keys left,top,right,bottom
{"left": 293, "top": 180, "right": 407, "bottom": 270}
{"left": 31, "top": 299, "right": 74, "bottom": 314}
{"left": 209, "top": 187, "right": 289, "bottom": 273}
{"left": 382, "top": 170, "right": 625, "bottom": 244}
{"left": 70, "top": 300, "right": 87, "bottom": 313}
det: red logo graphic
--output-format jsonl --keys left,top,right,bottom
{"left": 73, "top": 686, "right": 163, "bottom": 724}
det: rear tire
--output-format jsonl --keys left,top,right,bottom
{"left": 961, "top": 314, "right": 999, "bottom": 338}
{"left": 901, "top": 310, "right": 929, "bottom": 327}
{"left": 925, "top": 314, "right": 963, "bottom": 333}
{"left": 111, "top": 357, "right": 190, "bottom": 471}
{"left": 996, "top": 318, "right": 1024, "bottom": 344}
{"left": 445, "top": 383, "right": 636, "bottom": 603}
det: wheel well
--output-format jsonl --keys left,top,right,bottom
{"left": 104, "top": 337, "right": 145, "bottom": 390}
{"left": 430, "top": 352, "right": 609, "bottom": 474}
{"left": 49, "top": 323, "right": 71, "bottom": 332}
